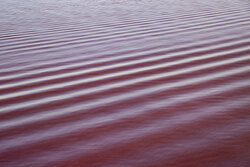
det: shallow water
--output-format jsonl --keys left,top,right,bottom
{"left": 0, "top": 0, "right": 250, "bottom": 167}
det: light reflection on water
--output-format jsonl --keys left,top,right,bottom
{"left": 0, "top": 0, "right": 250, "bottom": 167}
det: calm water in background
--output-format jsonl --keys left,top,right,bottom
{"left": 0, "top": 0, "right": 250, "bottom": 167}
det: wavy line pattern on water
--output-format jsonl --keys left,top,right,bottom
{"left": 0, "top": 0, "right": 250, "bottom": 167}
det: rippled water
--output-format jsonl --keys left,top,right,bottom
{"left": 0, "top": 0, "right": 250, "bottom": 167}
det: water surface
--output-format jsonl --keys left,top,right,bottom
{"left": 0, "top": 0, "right": 250, "bottom": 167}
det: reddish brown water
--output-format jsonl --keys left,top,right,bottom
{"left": 0, "top": 0, "right": 250, "bottom": 167}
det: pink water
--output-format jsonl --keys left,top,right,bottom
{"left": 0, "top": 0, "right": 250, "bottom": 167}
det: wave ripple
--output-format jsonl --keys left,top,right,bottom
{"left": 0, "top": 0, "right": 250, "bottom": 167}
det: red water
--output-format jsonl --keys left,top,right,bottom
{"left": 0, "top": 0, "right": 250, "bottom": 167}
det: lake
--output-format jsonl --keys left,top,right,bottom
{"left": 0, "top": 0, "right": 250, "bottom": 166}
